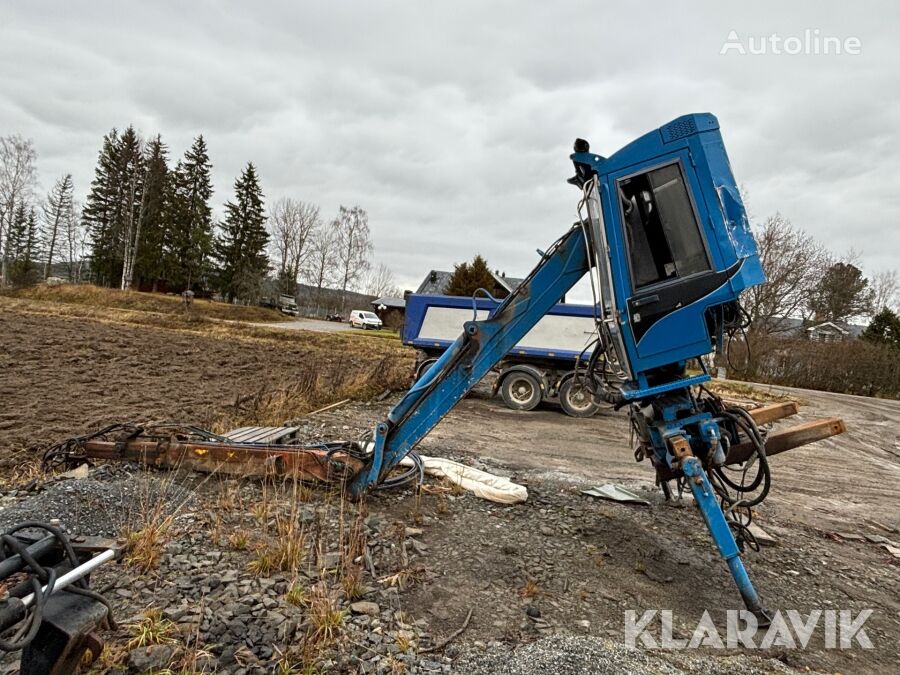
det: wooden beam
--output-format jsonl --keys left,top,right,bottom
{"left": 746, "top": 401, "right": 799, "bottom": 425}
{"left": 725, "top": 417, "right": 846, "bottom": 465}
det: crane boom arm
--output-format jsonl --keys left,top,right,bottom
{"left": 349, "top": 224, "right": 591, "bottom": 496}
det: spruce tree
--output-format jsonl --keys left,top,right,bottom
{"left": 83, "top": 129, "right": 121, "bottom": 286}
{"left": 133, "top": 135, "right": 169, "bottom": 290}
{"left": 215, "top": 162, "right": 269, "bottom": 302}
{"left": 862, "top": 308, "right": 900, "bottom": 347}
{"left": 9, "top": 206, "right": 39, "bottom": 286}
{"left": 83, "top": 126, "right": 145, "bottom": 287}
{"left": 445, "top": 254, "right": 497, "bottom": 297}
{"left": 169, "top": 135, "right": 214, "bottom": 291}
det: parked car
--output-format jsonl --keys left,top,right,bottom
{"left": 349, "top": 310, "right": 383, "bottom": 330}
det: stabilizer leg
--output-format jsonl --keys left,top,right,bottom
{"left": 673, "top": 438, "right": 772, "bottom": 625}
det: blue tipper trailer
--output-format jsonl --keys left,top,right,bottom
{"left": 402, "top": 293, "right": 603, "bottom": 417}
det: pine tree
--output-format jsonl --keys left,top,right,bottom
{"left": 42, "top": 174, "right": 74, "bottom": 279}
{"left": 215, "top": 162, "right": 269, "bottom": 302}
{"left": 133, "top": 135, "right": 169, "bottom": 290}
{"left": 807, "top": 261, "right": 874, "bottom": 322}
{"left": 168, "top": 135, "right": 214, "bottom": 291}
{"left": 445, "top": 254, "right": 497, "bottom": 297}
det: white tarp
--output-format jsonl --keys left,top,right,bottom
{"left": 399, "top": 454, "right": 528, "bottom": 504}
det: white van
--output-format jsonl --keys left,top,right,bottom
{"left": 349, "top": 310, "right": 383, "bottom": 330}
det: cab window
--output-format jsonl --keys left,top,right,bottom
{"left": 618, "top": 162, "right": 710, "bottom": 289}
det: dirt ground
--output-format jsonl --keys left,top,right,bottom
{"left": 1, "top": 297, "right": 898, "bottom": 673}
{"left": 0, "top": 298, "right": 411, "bottom": 463}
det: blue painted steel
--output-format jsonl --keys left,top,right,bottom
{"left": 349, "top": 226, "right": 591, "bottom": 495}
{"left": 402, "top": 293, "right": 597, "bottom": 362}
{"left": 681, "top": 456, "right": 763, "bottom": 612}
{"left": 619, "top": 373, "right": 711, "bottom": 401}
{"left": 571, "top": 112, "right": 766, "bottom": 376}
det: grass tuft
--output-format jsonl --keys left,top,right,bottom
{"left": 126, "top": 608, "right": 177, "bottom": 649}
{"left": 307, "top": 585, "right": 345, "bottom": 643}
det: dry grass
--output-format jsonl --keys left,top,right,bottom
{"left": 6, "top": 283, "right": 286, "bottom": 322}
{"left": 227, "top": 529, "right": 251, "bottom": 551}
{"left": 285, "top": 580, "right": 310, "bottom": 607}
{"left": 125, "top": 608, "right": 178, "bottom": 649}
{"left": 122, "top": 505, "right": 175, "bottom": 573}
{"left": 307, "top": 584, "right": 346, "bottom": 643}
{"left": 248, "top": 533, "right": 306, "bottom": 576}
{"left": 209, "top": 356, "right": 410, "bottom": 433}
{"left": 518, "top": 577, "right": 541, "bottom": 599}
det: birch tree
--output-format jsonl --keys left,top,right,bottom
{"left": 269, "top": 197, "right": 320, "bottom": 295}
{"left": 870, "top": 269, "right": 899, "bottom": 314}
{"left": 64, "top": 201, "right": 88, "bottom": 282}
{"left": 334, "top": 205, "right": 372, "bottom": 311}
{"left": 304, "top": 222, "right": 338, "bottom": 314}
{"left": 0, "top": 135, "right": 37, "bottom": 286}
{"left": 364, "top": 262, "right": 400, "bottom": 297}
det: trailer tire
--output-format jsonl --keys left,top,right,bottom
{"left": 415, "top": 358, "right": 438, "bottom": 380}
{"left": 500, "top": 372, "right": 542, "bottom": 411}
{"left": 559, "top": 378, "right": 600, "bottom": 417}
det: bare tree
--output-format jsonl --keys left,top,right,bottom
{"left": 64, "top": 202, "right": 88, "bottom": 282}
{"left": 870, "top": 269, "right": 899, "bottom": 314}
{"left": 743, "top": 213, "right": 831, "bottom": 334}
{"left": 364, "top": 262, "right": 401, "bottom": 297}
{"left": 41, "top": 174, "right": 75, "bottom": 279}
{"left": 334, "top": 205, "right": 373, "bottom": 311}
{"left": 0, "top": 135, "right": 37, "bottom": 286}
{"left": 303, "top": 222, "right": 338, "bottom": 314}
{"left": 269, "top": 197, "right": 320, "bottom": 295}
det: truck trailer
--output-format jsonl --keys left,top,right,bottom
{"left": 402, "top": 293, "right": 603, "bottom": 416}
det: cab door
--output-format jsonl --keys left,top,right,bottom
{"left": 609, "top": 154, "right": 724, "bottom": 366}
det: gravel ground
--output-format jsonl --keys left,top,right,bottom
{"left": 0, "top": 465, "right": 195, "bottom": 537}
{"left": 455, "top": 635, "right": 795, "bottom": 674}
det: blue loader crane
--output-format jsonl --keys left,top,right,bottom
{"left": 349, "top": 113, "right": 773, "bottom": 620}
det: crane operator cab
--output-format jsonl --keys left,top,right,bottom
{"left": 569, "top": 113, "right": 765, "bottom": 399}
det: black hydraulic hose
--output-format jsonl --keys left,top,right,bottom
{"left": 0, "top": 522, "right": 115, "bottom": 653}
{"left": 714, "top": 409, "right": 771, "bottom": 507}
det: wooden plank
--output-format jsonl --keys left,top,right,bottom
{"left": 746, "top": 401, "right": 799, "bottom": 425}
{"left": 725, "top": 417, "right": 846, "bottom": 465}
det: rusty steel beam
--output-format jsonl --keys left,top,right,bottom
{"left": 746, "top": 401, "right": 799, "bottom": 426}
{"left": 78, "top": 439, "right": 364, "bottom": 483}
{"left": 725, "top": 417, "right": 846, "bottom": 465}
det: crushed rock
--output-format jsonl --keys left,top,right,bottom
{"left": 454, "top": 635, "right": 796, "bottom": 674}
{"left": 0, "top": 465, "right": 196, "bottom": 537}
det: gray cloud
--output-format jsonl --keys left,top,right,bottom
{"left": 1, "top": 0, "right": 897, "bottom": 295}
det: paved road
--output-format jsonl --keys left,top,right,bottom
{"left": 253, "top": 318, "right": 355, "bottom": 333}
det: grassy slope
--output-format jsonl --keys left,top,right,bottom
{"left": 7, "top": 284, "right": 288, "bottom": 322}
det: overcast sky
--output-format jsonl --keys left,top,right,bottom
{"left": 1, "top": 1, "right": 897, "bottom": 297}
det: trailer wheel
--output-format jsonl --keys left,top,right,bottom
{"left": 500, "top": 372, "right": 541, "bottom": 411}
{"left": 415, "top": 358, "right": 438, "bottom": 380}
{"left": 559, "top": 378, "right": 600, "bottom": 417}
